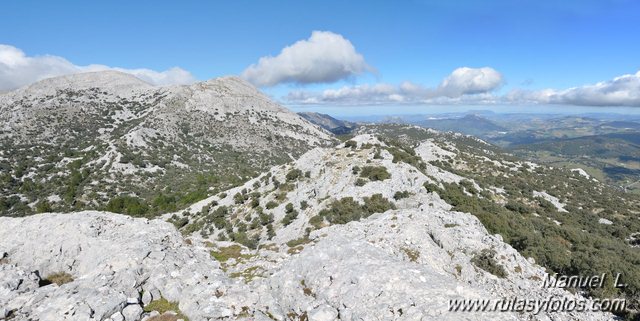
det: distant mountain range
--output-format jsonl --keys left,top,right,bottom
{"left": 415, "top": 114, "right": 507, "bottom": 137}
{"left": 298, "top": 111, "right": 357, "bottom": 135}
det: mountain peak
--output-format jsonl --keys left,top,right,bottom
{"left": 14, "top": 70, "right": 153, "bottom": 97}
{"left": 193, "top": 75, "right": 261, "bottom": 96}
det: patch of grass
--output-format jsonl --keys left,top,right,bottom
{"left": 287, "top": 245, "right": 304, "bottom": 255}
{"left": 309, "top": 215, "right": 325, "bottom": 229}
{"left": 401, "top": 247, "right": 420, "bottom": 262}
{"left": 210, "top": 245, "right": 251, "bottom": 263}
{"left": 229, "top": 266, "right": 264, "bottom": 283}
{"left": 43, "top": 271, "right": 74, "bottom": 286}
{"left": 287, "top": 311, "right": 309, "bottom": 321}
{"left": 143, "top": 298, "right": 189, "bottom": 321}
{"left": 286, "top": 236, "right": 312, "bottom": 248}
{"left": 300, "top": 280, "right": 315, "bottom": 297}
{"left": 147, "top": 314, "right": 180, "bottom": 321}
{"left": 444, "top": 223, "right": 459, "bottom": 228}
{"left": 260, "top": 243, "right": 279, "bottom": 251}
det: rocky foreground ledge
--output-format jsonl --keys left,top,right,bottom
{"left": 0, "top": 210, "right": 615, "bottom": 321}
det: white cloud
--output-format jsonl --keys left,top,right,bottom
{"left": 505, "top": 71, "right": 640, "bottom": 107}
{"left": 286, "top": 68, "right": 640, "bottom": 107}
{"left": 0, "top": 44, "right": 196, "bottom": 91}
{"left": 438, "top": 67, "right": 504, "bottom": 97}
{"left": 241, "top": 31, "right": 372, "bottom": 87}
{"left": 286, "top": 67, "right": 503, "bottom": 105}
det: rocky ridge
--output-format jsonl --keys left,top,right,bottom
{"left": 0, "top": 133, "right": 617, "bottom": 321}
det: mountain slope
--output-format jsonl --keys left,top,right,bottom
{"left": 159, "top": 126, "right": 638, "bottom": 317}
{"left": 298, "top": 111, "right": 357, "bottom": 135}
{"left": 0, "top": 71, "right": 334, "bottom": 217}
{"left": 2, "top": 125, "right": 638, "bottom": 319}
{"left": 0, "top": 130, "right": 619, "bottom": 320}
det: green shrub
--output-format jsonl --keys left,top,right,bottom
{"left": 344, "top": 140, "right": 358, "bottom": 148}
{"left": 386, "top": 145, "right": 425, "bottom": 170}
{"left": 472, "top": 249, "right": 507, "bottom": 278}
{"left": 209, "top": 206, "right": 229, "bottom": 229}
{"left": 234, "top": 192, "right": 248, "bottom": 204}
{"left": 393, "top": 190, "right": 410, "bottom": 200}
{"left": 229, "top": 232, "right": 259, "bottom": 249}
{"left": 360, "top": 166, "right": 391, "bottom": 181}
{"left": 265, "top": 201, "right": 278, "bottom": 209}
{"left": 259, "top": 212, "right": 274, "bottom": 226}
{"left": 285, "top": 203, "right": 294, "bottom": 213}
{"left": 36, "top": 200, "right": 53, "bottom": 213}
{"left": 282, "top": 203, "right": 298, "bottom": 226}
{"left": 319, "top": 194, "right": 395, "bottom": 225}
{"left": 266, "top": 223, "right": 276, "bottom": 239}
{"left": 505, "top": 201, "right": 531, "bottom": 215}
{"left": 286, "top": 169, "right": 303, "bottom": 182}
{"left": 105, "top": 196, "right": 149, "bottom": 217}
{"left": 168, "top": 216, "right": 189, "bottom": 229}
{"left": 319, "top": 197, "right": 363, "bottom": 224}
{"left": 309, "top": 215, "right": 324, "bottom": 228}
{"left": 362, "top": 194, "right": 396, "bottom": 215}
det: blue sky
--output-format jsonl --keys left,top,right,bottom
{"left": 1, "top": 0, "right": 640, "bottom": 115}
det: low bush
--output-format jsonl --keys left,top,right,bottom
{"left": 105, "top": 196, "right": 149, "bottom": 217}
{"left": 319, "top": 194, "right": 395, "bottom": 225}
{"left": 359, "top": 166, "right": 391, "bottom": 181}
{"left": 472, "top": 249, "right": 507, "bottom": 278}
{"left": 393, "top": 190, "right": 410, "bottom": 200}
{"left": 286, "top": 169, "right": 303, "bottom": 182}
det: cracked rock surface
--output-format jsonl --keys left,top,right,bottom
{"left": 0, "top": 208, "right": 615, "bottom": 321}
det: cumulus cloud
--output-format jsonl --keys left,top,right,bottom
{"left": 505, "top": 71, "right": 640, "bottom": 107}
{"left": 241, "top": 31, "right": 372, "bottom": 87}
{"left": 286, "top": 67, "right": 503, "bottom": 105}
{"left": 438, "top": 67, "right": 504, "bottom": 97}
{"left": 0, "top": 44, "right": 196, "bottom": 91}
